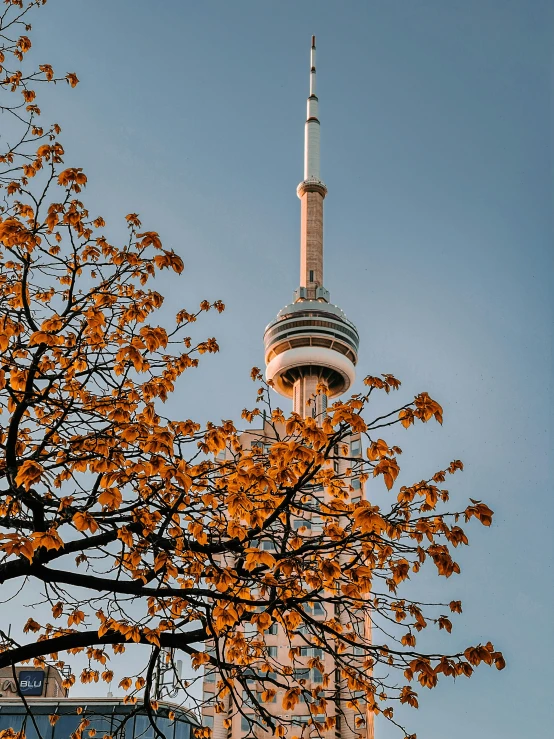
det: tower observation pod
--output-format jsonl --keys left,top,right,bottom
{"left": 264, "top": 36, "right": 359, "bottom": 418}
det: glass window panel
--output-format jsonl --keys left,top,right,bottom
{"left": 242, "top": 690, "right": 254, "bottom": 706}
{"left": 174, "top": 720, "right": 190, "bottom": 739}
{"left": 243, "top": 622, "right": 257, "bottom": 637}
{"left": 54, "top": 715, "right": 83, "bottom": 739}
{"left": 202, "top": 716, "right": 214, "bottom": 729}
{"left": 23, "top": 714, "right": 54, "bottom": 739}
{"left": 267, "top": 646, "right": 277, "bottom": 658}
{"left": 0, "top": 714, "right": 24, "bottom": 733}
{"left": 86, "top": 714, "right": 113, "bottom": 739}
{"left": 258, "top": 690, "right": 276, "bottom": 703}
{"left": 134, "top": 714, "right": 156, "bottom": 739}
{"left": 241, "top": 715, "right": 253, "bottom": 733}
{"left": 110, "top": 713, "right": 129, "bottom": 738}
{"left": 352, "top": 478, "right": 361, "bottom": 490}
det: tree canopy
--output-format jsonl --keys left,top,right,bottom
{"left": 0, "top": 3, "right": 503, "bottom": 739}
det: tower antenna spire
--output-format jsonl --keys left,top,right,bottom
{"left": 304, "top": 34, "right": 320, "bottom": 181}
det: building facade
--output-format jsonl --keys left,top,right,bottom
{"left": 0, "top": 666, "right": 66, "bottom": 700}
{"left": 0, "top": 697, "right": 198, "bottom": 739}
{"left": 0, "top": 667, "right": 199, "bottom": 738}
{"left": 202, "top": 37, "right": 373, "bottom": 739}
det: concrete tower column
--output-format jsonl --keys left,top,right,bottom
{"left": 298, "top": 183, "right": 326, "bottom": 295}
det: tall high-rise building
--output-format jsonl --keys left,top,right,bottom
{"left": 202, "top": 38, "right": 373, "bottom": 739}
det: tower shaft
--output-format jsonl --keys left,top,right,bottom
{"left": 299, "top": 187, "right": 324, "bottom": 292}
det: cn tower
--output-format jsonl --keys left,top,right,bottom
{"left": 264, "top": 36, "right": 359, "bottom": 417}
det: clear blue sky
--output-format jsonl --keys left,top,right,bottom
{"left": 3, "top": 1, "right": 553, "bottom": 737}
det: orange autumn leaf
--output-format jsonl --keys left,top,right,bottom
{"left": 32, "top": 529, "right": 63, "bottom": 551}
{"left": 15, "top": 460, "right": 44, "bottom": 490}
{"left": 0, "top": 534, "right": 35, "bottom": 561}
{"left": 244, "top": 548, "right": 277, "bottom": 571}
{"left": 367, "top": 438, "right": 389, "bottom": 461}
{"left": 373, "top": 457, "right": 400, "bottom": 490}
{"left": 72, "top": 511, "right": 99, "bottom": 533}
{"left": 98, "top": 488, "right": 123, "bottom": 509}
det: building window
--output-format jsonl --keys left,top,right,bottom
{"left": 205, "top": 669, "right": 216, "bottom": 682}
{"left": 259, "top": 690, "right": 277, "bottom": 703}
{"left": 313, "top": 602, "right": 325, "bottom": 616}
{"left": 311, "top": 515, "right": 323, "bottom": 531}
{"left": 300, "top": 647, "right": 323, "bottom": 658}
{"left": 352, "top": 477, "right": 361, "bottom": 490}
{"left": 311, "top": 669, "right": 323, "bottom": 684}
{"left": 203, "top": 715, "right": 214, "bottom": 729}
{"left": 351, "top": 439, "right": 361, "bottom": 456}
{"left": 260, "top": 539, "right": 275, "bottom": 550}
{"left": 352, "top": 496, "right": 360, "bottom": 505}
{"left": 294, "top": 668, "right": 310, "bottom": 682}
{"left": 241, "top": 715, "right": 253, "bottom": 733}
{"left": 309, "top": 270, "right": 314, "bottom": 282}
{"left": 267, "top": 646, "right": 278, "bottom": 658}
{"left": 293, "top": 518, "right": 311, "bottom": 530}
{"left": 268, "top": 623, "right": 278, "bottom": 635}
